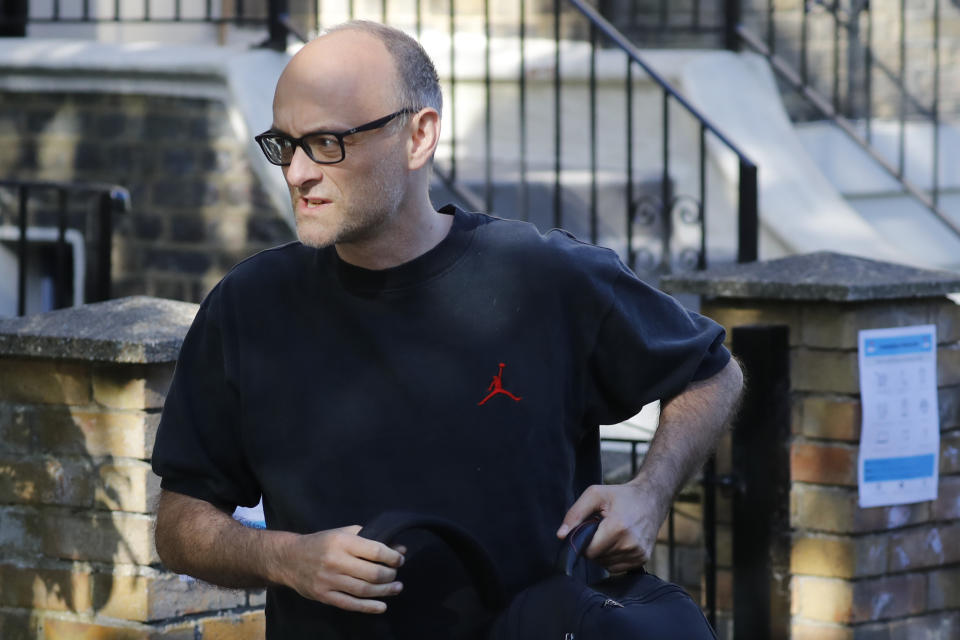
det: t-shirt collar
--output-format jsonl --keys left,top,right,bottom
{"left": 326, "top": 204, "right": 477, "bottom": 292}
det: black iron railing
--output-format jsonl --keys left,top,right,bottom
{"left": 727, "top": 0, "right": 960, "bottom": 239}
{"left": 4, "top": 1, "right": 266, "bottom": 24}
{"left": 321, "top": 1, "right": 759, "bottom": 275}
{"left": 5, "top": 0, "right": 759, "bottom": 625}
{"left": 309, "top": 1, "right": 759, "bottom": 626}
{"left": 0, "top": 180, "right": 129, "bottom": 317}
{"left": 598, "top": 0, "right": 727, "bottom": 47}
{"left": 0, "top": 0, "right": 306, "bottom": 48}
{"left": 440, "top": 0, "right": 757, "bottom": 276}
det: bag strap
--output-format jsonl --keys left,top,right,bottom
{"left": 359, "top": 511, "right": 506, "bottom": 610}
{"left": 556, "top": 514, "right": 603, "bottom": 577}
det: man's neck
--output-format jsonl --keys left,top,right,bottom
{"left": 333, "top": 200, "right": 454, "bottom": 271}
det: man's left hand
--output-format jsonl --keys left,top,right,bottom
{"left": 556, "top": 480, "right": 669, "bottom": 575}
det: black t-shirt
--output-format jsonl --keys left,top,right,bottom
{"left": 151, "top": 206, "right": 730, "bottom": 637}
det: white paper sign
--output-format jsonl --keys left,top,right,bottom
{"left": 857, "top": 325, "right": 939, "bottom": 508}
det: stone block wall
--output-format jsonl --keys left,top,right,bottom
{"left": 703, "top": 297, "right": 960, "bottom": 639}
{"left": 664, "top": 252, "right": 960, "bottom": 639}
{"left": 0, "top": 90, "right": 293, "bottom": 305}
{"left": 0, "top": 298, "right": 266, "bottom": 639}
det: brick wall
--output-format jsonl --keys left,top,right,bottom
{"left": 0, "top": 298, "right": 266, "bottom": 639}
{"left": 701, "top": 295, "right": 960, "bottom": 638}
{"left": 0, "top": 91, "right": 293, "bottom": 305}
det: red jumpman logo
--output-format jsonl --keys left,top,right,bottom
{"left": 478, "top": 363, "right": 522, "bottom": 406}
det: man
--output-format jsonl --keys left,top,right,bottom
{"left": 152, "top": 20, "right": 743, "bottom": 638}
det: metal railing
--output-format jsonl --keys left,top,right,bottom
{"left": 308, "top": 1, "right": 758, "bottom": 627}
{"left": 318, "top": 3, "right": 757, "bottom": 625}
{"left": 597, "top": 0, "right": 727, "bottom": 47}
{"left": 0, "top": 0, "right": 306, "bottom": 47}
{"left": 728, "top": 0, "right": 960, "bottom": 239}
{"left": 323, "top": 0, "right": 759, "bottom": 276}
{"left": 4, "top": 0, "right": 759, "bottom": 625}
{"left": 0, "top": 180, "right": 129, "bottom": 317}
{"left": 440, "top": 0, "right": 758, "bottom": 277}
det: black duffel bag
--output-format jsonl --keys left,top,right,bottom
{"left": 354, "top": 511, "right": 717, "bottom": 640}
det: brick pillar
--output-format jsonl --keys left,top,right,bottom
{"left": 0, "top": 297, "right": 265, "bottom": 639}
{"left": 663, "top": 251, "right": 960, "bottom": 640}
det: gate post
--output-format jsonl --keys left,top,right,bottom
{"left": 663, "top": 251, "right": 960, "bottom": 640}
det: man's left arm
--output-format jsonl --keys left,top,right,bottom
{"left": 557, "top": 357, "right": 744, "bottom": 574}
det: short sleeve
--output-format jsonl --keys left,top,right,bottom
{"left": 584, "top": 259, "right": 730, "bottom": 425}
{"left": 151, "top": 289, "right": 261, "bottom": 511}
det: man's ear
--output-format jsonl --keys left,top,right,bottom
{"left": 406, "top": 108, "right": 441, "bottom": 171}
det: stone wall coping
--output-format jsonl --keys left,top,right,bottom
{"left": 0, "top": 296, "right": 198, "bottom": 363}
{"left": 661, "top": 251, "right": 960, "bottom": 302}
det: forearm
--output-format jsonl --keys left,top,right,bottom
{"left": 629, "top": 358, "right": 743, "bottom": 497}
{"left": 557, "top": 358, "right": 742, "bottom": 568}
{"left": 155, "top": 489, "right": 295, "bottom": 589}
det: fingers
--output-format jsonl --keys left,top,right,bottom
{"left": 556, "top": 485, "right": 609, "bottom": 539}
{"left": 325, "top": 591, "right": 390, "bottom": 614}
{"left": 339, "top": 552, "right": 401, "bottom": 585}
{"left": 591, "top": 536, "right": 649, "bottom": 570}
{"left": 323, "top": 576, "right": 404, "bottom": 615}
{"left": 337, "top": 574, "right": 404, "bottom": 599}
{"left": 284, "top": 527, "right": 407, "bottom": 613}
{"left": 322, "top": 536, "right": 405, "bottom": 614}
{"left": 588, "top": 516, "right": 653, "bottom": 572}
{"left": 556, "top": 484, "right": 656, "bottom": 571}
{"left": 326, "top": 530, "right": 405, "bottom": 586}
{"left": 357, "top": 538, "right": 406, "bottom": 569}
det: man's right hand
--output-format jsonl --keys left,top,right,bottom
{"left": 155, "top": 490, "right": 405, "bottom": 615}
{"left": 276, "top": 525, "right": 405, "bottom": 614}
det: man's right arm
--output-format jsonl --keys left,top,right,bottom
{"left": 154, "top": 489, "right": 405, "bottom": 614}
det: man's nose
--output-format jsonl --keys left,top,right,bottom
{"left": 283, "top": 145, "right": 323, "bottom": 187}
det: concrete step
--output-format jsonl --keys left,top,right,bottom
{"left": 844, "top": 192, "right": 960, "bottom": 272}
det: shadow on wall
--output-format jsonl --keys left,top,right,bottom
{"left": 0, "top": 357, "right": 156, "bottom": 634}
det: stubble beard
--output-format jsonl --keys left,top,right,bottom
{"left": 295, "top": 152, "right": 408, "bottom": 250}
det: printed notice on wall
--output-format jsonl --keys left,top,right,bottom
{"left": 858, "top": 325, "right": 939, "bottom": 508}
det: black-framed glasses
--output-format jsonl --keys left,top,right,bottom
{"left": 255, "top": 108, "right": 416, "bottom": 166}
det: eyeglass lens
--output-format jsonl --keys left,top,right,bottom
{"left": 262, "top": 133, "right": 343, "bottom": 165}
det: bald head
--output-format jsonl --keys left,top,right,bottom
{"left": 323, "top": 21, "right": 443, "bottom": 117}
{"left": 274, "top": 22, "right": 441, "bottom": 134}
{"left": 275, "top": 29, "right": 399, "bottom": 133}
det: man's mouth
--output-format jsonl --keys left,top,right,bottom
{"left": 301, "top": 197, "right": 331, "bottom": 209}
